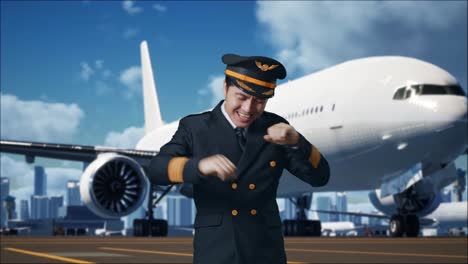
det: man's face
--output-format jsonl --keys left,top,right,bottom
{"left": 223, "top": 81, "right": 268, "bottom": 128}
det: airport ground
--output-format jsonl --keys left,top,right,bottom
{"left": 1, "top": 236, "right": 467, "bottom": 263}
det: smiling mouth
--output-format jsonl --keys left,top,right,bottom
{"left": 237, "top": 111, "right": 253, "bottom": 122}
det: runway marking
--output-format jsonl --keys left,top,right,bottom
{"left": 51, "top": 251, "right": 129, "bottom": 257}
{"left": 287, "top": 248, "right": 468, "bottom": 259}
{"left": 100, "top": 247, "right": 193, "bottom": 257}
{"left": 99, "top": 247, "right": 306, "bottom": 264}
{"left": 4, "top": 247, "right": 95, "bottom": 264}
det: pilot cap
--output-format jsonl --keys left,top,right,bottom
{"left": 222, "top": 54, "right": 286, "bottom": 99}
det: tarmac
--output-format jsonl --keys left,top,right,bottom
{"left": 1, "top": 236, "right": 467, "bottom": 263}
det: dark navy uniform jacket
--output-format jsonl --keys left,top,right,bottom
{"left": 148, "top": 101, "right": 330, "bottom": 264}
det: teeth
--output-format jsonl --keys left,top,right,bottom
{"left": 238, "top": 112, "right": 251, "bottom": 118}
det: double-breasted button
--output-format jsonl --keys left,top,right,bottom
{"left": 231, "top": 183, "right": 238, "bottom": 190}
{"left": 270, "top": 161, "right": 277, "bottom": 167}
{"left": 250, "top": 209, "right": 257, "bottom": 215}
{"left": 249, "top": 184, "right": 256, "bottom": 190}
{"left": 231, "top": 209, "right": 238, "bottom": 216}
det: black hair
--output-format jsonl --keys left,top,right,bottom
{"left": 225, "top": 75, "right": 236, "bottom": 89}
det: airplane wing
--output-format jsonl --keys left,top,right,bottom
{"left": 309, "top": 209, "right": 389, "bottom": 219}
{"left": 0, "top": 139, "right": 158, "bottom": 168}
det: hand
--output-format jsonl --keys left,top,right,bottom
{"left": 198, "top": 154, "right": 237, "bottom": 182}
{"left": 264, "top": 122, "right": 300, "bottom": 145}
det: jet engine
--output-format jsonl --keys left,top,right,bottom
{"left": 80, "top": 153, "right": 148, "bottom": 218}
{"left": 369, "top": 179, "right": 441, "bottom": 217}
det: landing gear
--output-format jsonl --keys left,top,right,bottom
{"left": 133, "top": 184, "right": 172, "bottom": 237}
{"left": 282, "top": 193, "right": 322, "bottom": 236}
{"left": 389, "top": 214, "right": 420, "bottom": 237}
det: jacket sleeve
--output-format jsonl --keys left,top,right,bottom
{"left": 283, "top": 132, "right": 330, "bottom": 187}
{"left": 146, "top": 119, "right": 203, "bottom": 185}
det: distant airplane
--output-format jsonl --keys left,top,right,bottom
{"left": 1, "top": 40, "right": 466, "bottom": 237}
{"left": 310, "top": 201, "right": 467, "bottom": 236}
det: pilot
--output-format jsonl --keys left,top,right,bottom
{"left": 148, "top": 54, "right": 330, "bottom": 264}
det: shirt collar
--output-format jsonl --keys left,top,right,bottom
{"left": 221, "top": 101, "right": 237, "bottom": 129}
{"left": 221, "top": 101, "right": 249, "bottom": 133}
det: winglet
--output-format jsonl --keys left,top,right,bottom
{"left": 140, "top": 41, "right": 164, "bottom": 134}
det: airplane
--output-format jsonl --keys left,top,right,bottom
{"left": 0, "top": 40, "right": 466, "bottom": 237}
{"left": 308, "top": 200, "right": 467, "bottom": 236}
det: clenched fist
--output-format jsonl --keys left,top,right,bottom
{"left": 198, "top": 154, "right": 237, "bottom": 182}
{"left": 263, "top": 122, "right": 300, "bottom": 145}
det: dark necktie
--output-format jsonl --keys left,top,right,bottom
{"left": 234, "top": 127, "right": 246, "bottom": 151}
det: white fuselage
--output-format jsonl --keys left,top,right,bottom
{"left": 137, "top": 56, "right": 467, "bottom": 197}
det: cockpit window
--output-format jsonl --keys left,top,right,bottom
{"left": 393, "top": 84, "right": 466, "bottom": 100}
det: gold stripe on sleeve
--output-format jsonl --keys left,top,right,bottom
{"left": 309, "top": 147, "right": 321, "bottom": 169}
{"left": 167, "top": 157, "right": 189, "bottom": 183}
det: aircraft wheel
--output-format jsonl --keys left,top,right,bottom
{"left": 133, "top": 219, "right": 149, "bottom": 237}
{"left": 405, "top": 214, "right": 420, "bottom": 237}
{"left": 151, "top": 219, "right": 168, "bottom": 236}
{"left": 389, "top": 214, "right": 405, "bottom": 237}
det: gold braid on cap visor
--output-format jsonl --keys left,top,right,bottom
{"left": 225, "top": 69, "right": 277, "bottom": 89}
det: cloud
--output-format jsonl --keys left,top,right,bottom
{"left": 153, "top": 3, "right": 167, "bottom": 12}
{"left": 95, "top": 60, "right": 104, "bottom": 69}
{"left": 198, "top": 75, "right": 225, "bottom": 107}
{"left": 104, "top": 126, "right": 145, "bottom": 148}
{"left": 256, "top": 1, "right": 467, "bottom": 75}
{"left": 122, "top": 0, "right": 143, "bottom": 16}
{"left": 119, "top": 66, "right": 142, "bottom": 98}
{"left": 0, "top": 94, "right": 84, "bottom": 143}
{"left": 80, "top": 62, "right": 94, "bottom": 81}
{"left": 123, "top": 27, "right": 139, "bottom": 39}
{"left": 0, "top": 156, "right": 82, "bottom": 205}
{"left": 79, "top": 60, "right": 115, "bottom": 95}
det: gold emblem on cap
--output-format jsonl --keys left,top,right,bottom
{"left": 236, "top": 80, "right": 256, "bottom": 93}
{"left": 262, "top": 90, "right": 274, "bottom": 96}
{"left": 255, "top": 61, "right": 279, "bottom": 72}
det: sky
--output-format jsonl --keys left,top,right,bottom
{"left": 1, "top": 1, "right": 467, "bottom": 212}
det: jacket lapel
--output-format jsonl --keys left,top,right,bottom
{"left": 208, "top": 101, "right": 243, "bottom": 165}
{"left": 237, "top": 115, "right": 269, "bottom": 178}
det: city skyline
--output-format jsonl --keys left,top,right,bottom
{"left": 1, "top": 1, "right": 467, "bottom": 224}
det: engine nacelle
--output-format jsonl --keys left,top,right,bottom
{"left": 369, "top": 179, "right": 441, "bottom": 217}
{"left": 80, "top": 153, "right": 148, "bottom": 218}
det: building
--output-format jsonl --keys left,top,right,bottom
{"left": 1, "top": 177, "right": 10, "bottom": 227}
{"left": 34, "top": 166, "right": 47, "bottom": 196}
{"left": 336, "top": 192, "right": 348, "bottom": 222}
{"left": 4, "top": 195, "right": 17, "bottom": 221}
{"left": 20, "top": 200, "right": 29, "bottom": 220}
{"left": 281, "top": 198, "right": 296, "bottom": 220}
{"left": 167, "top": 196, "right": 193, "bottom": 226}
{"left": 350, "top": 212, "right": 362, "bottom": 226}
{"left": 179, "top": 197, "right": 193, "bottom": 226}
{"left": 316, "top": 196, "right": 332, "bottom": 222}
{"left": 329, "top": 204, "right": 339, "bottom": 222}
{"left": 49, "top": 196, "right": 64, "bottom": 218}
{"left": 369, "top": 210, "right": 383, "bottom": 226}
{"left": 167, "top": 196, "right": 177, "bottom": 226}
{"left": 67, "top": 180, "right": 81, "bottom": 206}
{"left": 31, "top": 195, "right": 49, "bottom": 219}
